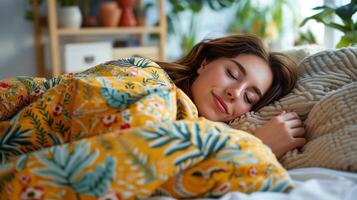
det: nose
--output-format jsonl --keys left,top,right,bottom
{"left": 226, "top": 85, "right": 245, "bottom": 101}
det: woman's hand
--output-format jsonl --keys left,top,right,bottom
{"left": 254, "top": 111, "right": 306, "bottom": 158}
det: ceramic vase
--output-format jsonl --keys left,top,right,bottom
{"left": 99, "top": 2, "right": 121, "bottom": 27}
{"left": 58, "top": 6, "right": 82, "bottom": 29}
{"left": 116, "top": 0, "right": 137, "bottom": 26}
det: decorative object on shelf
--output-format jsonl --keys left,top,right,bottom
{"left": 99, "top": 1, "right": 121, "bottom": 27}
{"left": 78, "top": 0, "right": 97, "bottom": 27}
{"left": 116, "top": 0, "right": 137, "bottom": 26}
{"left": 82, "top": 16, "right": 98, "bottom": 27}
{"left": 58, "top": 6, "right": 82, "bottom": 28}
{"left": 300, "top": 0, "right": 357, "bottom": 48}
{"left": 31, "top": 0, "right": 166, "bottom": 77}
{"left": 57, "top": 0, "right": 82, "bottom": 29}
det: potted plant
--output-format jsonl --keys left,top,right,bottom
{"left": 57, "top": 0, "right": 82, "bottom": 29}
{"left": 167, "top": 0, "right": 236, "bottom": 57}
{"left": 300, "top": 0, "right": 357, "bottom": 48}
{"left": 230, "top": 0, "right": 298, "bottom": 48}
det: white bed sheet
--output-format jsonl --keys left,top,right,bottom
{"left": 148, "top": 167, "right": 357, "bottom": 200}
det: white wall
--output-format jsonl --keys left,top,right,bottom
{"left": 0, "top": 0, "right": 37, "bottom": 79}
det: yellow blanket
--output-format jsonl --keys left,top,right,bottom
{"left": 0, "top": 57, "right": 293, "bottom": 199}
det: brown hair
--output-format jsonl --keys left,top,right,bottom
{"left": 156, "top": 34, "right": 298, "bottom": 111}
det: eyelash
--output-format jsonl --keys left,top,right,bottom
{"left": 244, "top": 94, "right": 253, "bottom": 104}
{"left": 227, "top": 69, "right": 253, "bottom": 104}
{"left": 227, "top": 69, "right": 238, "bottom": 80}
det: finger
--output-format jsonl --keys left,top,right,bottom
{"left": 290, "top": 127, "right": 305, "bottom": 137}
{"left": 286, "top": 119, "right": 303, "bottom": 128}
{"left": 282, "top": 112, "right": 299, "bottom": 121}
{"left": 293, "top": 137, "right": 307, "bottom": 148}
{"left": 278, "top": 110, "right": 286, "bottom": 116}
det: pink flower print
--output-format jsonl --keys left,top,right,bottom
{"left": 126, "top": 67, "right": 139, "bottom": 76}
{"left": 0, "top": 82, "right": 11, "bottom": 90}
{"left": 102, "top": 115, "right": 117, "bottom": 127}
{"left": 149, "top": 100, "right": 165, "bottom": 112}
{"left": 18, "top": 175, "right": 31, "bottom": 185}
{"left": 213, "top": 182, "right": 231, "bottom": 195}
{"left": 120, "top": 123, "right": 131, "bottom": 130}
{"left": 5, "top": 185, "right": 14, "bottom": 194}
{"left": 97, "top": 191, "right": 121, "bottom": 200}
{"left": 20, "top": 186, "right": 44, "bottom": 200}
{"left": 52, "top": 103, "right": 63, "bottom": 116}
{"left": 17, "top": 95, "right": 29, "bottom": 107}
{"left": 30, "top": 88, "right": 45, "bottom": 97}
{"left": 1, "top": 102, "right": 10, "bottom": 111}
{"left": 248, "top": 166, "right": 258, "bottom": 177}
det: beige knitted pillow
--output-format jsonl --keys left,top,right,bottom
{"left": 229, "top": 47, "right": 357, "bottom": 171}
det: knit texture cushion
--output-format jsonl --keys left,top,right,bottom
{"left": 229, "top": 47, "right": 357, "bottom": 171}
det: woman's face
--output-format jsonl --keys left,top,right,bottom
{"left": 191, "top": 54, "right": 273, "bottom": 122}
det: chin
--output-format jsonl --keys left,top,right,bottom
{"left": 199, "top": 109, "right": 223, "bottom": 122}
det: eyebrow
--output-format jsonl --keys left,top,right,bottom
{"left": 230, "top": 59, "right": 263, "bottom": 99}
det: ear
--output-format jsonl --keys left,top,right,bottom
{"left": 197, "top": 59, "right": 208, "bottom": 75}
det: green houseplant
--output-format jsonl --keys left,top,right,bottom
{"left": 230, "top": 0, "right": 297, "bottom": 43}
{"left": 167, "top": 0, "right": 236, "bottom": 57}
{"left": 300, "top": 0, "right": 357, "bottom": 48}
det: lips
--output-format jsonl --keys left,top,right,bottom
{"left": 212, "top": 92, "right": 228, "bottom": 114}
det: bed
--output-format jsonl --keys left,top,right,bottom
{"left": 0, "top": 46, "right": 356, "bottom": 199}
{"left": 149, "top": 167, "right": 357, "bottom": 200}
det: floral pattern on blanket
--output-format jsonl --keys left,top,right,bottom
{"left": 0, "top": 57, "right": 293, "bottom": 199}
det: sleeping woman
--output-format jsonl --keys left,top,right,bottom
{"left": 0, "top": 34, "right": 305, "bottom": 199}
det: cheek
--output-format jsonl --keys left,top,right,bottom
{"left": 232, "top": 104, "right": 251, "bottom": 119}
{"left": 205, "top": 68, "right": 229, "bottom": 85}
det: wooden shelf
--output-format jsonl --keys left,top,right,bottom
{"left": 32, "top": 0, "right": 166, "bottom": 77}
{"left": 58, "top": 26, "right": 162, "bottom": 36}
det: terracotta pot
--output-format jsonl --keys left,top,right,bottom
{"left": 99, "top": 2, "right": 121, "bottom": 27}
{"left": 116, "top": 0, "right": 137, "bottom": 26}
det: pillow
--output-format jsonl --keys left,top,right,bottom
{"left": 229, "top": 47, "right": 357, "bottom": 171}
{"left": 281, "top": 45, "right": 324, "bottom": 64}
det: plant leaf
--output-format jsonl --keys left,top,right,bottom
{"left": 335, "top": 1, "right": 357, "bottom": 21}
{"left": 300, "top": 7, "right": 335, "bottom": 27}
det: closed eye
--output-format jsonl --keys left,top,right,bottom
{"left": 244, "top": 93, "right": 252, "bottom": 104}
{"left": 226, "top": 69, "right": 238, "bottom": 80}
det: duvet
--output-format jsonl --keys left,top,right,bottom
{"left": 0, "top": 57, "right": 293, "bottom": 199}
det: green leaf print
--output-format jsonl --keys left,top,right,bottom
{"left": 0, "top": 124, "right": 32, "bottom": 164}
{"left": 16, "top": 154, "right": 29, "bottom": 170}
{"left": 43, "top": 77, "right": 63, "bottom": 90}
{"left": 105, "top": 57, "right": 159, "bottom": 69}
{"left": 99, "top": 78, "right": 138, "bottom": 109}
{"left": 141, "top": 121, "right": 231, "bottom": 168}
{"left": 16, "top": 76, "right": 40, "bottom": 94}
{"left": 72, "top": 156, "right": 116, "bottom": 196}
{"left": 53, "top": 120, "right": 70, "bottom": 138}
{"left": 258, "top": 175, "right": 291, "bottom": 192}
{"left": 37, "top": 101, "right": 54, "bottom": 128}
{"left": 34, "top": 141, "right": 115, "bottom": 196}
{"left": 119, "top": 140, "right": 157, "bottom": 184}
{"left": 24, "top": 110, "right": 49, "bottom": 147}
